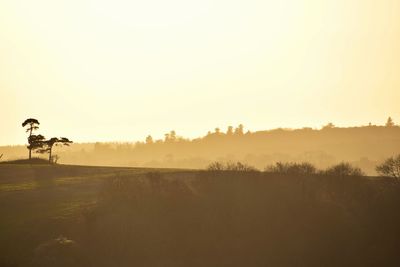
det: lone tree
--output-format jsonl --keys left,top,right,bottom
{"left": 376, "top": 154, "right": 400, "bottom": 179}
{"left": 22, "top": 118, "right": 40, "bottom": 159}
{"left": 39, "top": 137, "right": 72, "bottom": 163}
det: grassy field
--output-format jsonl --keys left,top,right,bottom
{"left": 1, "top": 164, "right": 400, "bottom": 266}
{"left": 0, "top": 164, "right": 186, "bottom": 266}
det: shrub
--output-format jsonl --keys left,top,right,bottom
{"left": 376, "top": 155, "right": 400, "bottom": 179}
{"left": 207, "top": 161, "right": 225, "bottom": 171}
{"left": 323, "top": 162, "right": 364, "bottom": 177}
{"left": 265, "top": 162, "right": 317, "bottom": 175}
{"left": 207, "top": 161, "right": 258, "bottom": 172}
{"left": 225, "top": 161, "right": 258, "bottom": 172}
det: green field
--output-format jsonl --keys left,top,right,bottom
{"left": 1, "top": 164, "right": 399, "bottom": 266}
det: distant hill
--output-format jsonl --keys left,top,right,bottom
{"left": 1, "top": 125, "right": 399, "bottom": 174}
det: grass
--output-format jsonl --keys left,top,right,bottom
{"left": 0, "top": 158, "right": 51, "bottom": 165}
{"left": 0, "top": 164, "right": 399, "bottom": 266}
{"left": 0, "top": 164, "right": 169, "bottom": 266}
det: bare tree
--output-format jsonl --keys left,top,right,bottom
{"left": 376, "top": 155, "right": 400, "bottom": 179}
{"left": 207, "top": 161, "right": 225, "bottom": 171}
{"left": 207, "top": 161, "right": 258, "bottom": 172}
{"left": 323, "top": 162, "right": 364, "bottom": 177}
{"left": 265, "top": 162, "right": 317, "bottom": 175}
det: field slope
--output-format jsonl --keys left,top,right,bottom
{"left": 1, "top": 164, "right": 399, "bottom": 266}
{"left": 0, "top": 164, "right": 186, "bottom": 266}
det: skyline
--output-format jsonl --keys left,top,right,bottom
{"left": 1, "top": 117, "right": 397, "bottom": 146}
{"left": 1, "top": 0, "right": 400, "bottom": 145}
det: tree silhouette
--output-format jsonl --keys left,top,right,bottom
{"left": 39, "top": 137, "right": 72, "bottom": 163}
{"left": 322, "top": 122, "right": 335, "bottom": 129}
{"left": 376, "top": 154, "right": 400, "bottom": 179}
{"left": 385, "top": 117, "right": 395, "bottom": 127}
{"left": 323, "top": 162, "right": 364, "bottom": 177}
{"left": 234, "top": 124, "right": 244, "bottom": 135}
{"left": 226, "top": 126, "right": 234, "bottom": 135}
{"left": 164, "top": 131, "right": 177, "bottom": 142}
{"left": 22, "top": 118, "right": 40, "bottom": 160}
{"left": 265, "top": 162, "right": 317, "bottom": 175}
{"left": 169, "top": 131, "right": 177, "bottom": 141}
{"left": 145, "top": 135, "right": 154, "bottom": 144}
{"left": 207, "top": 161, "right": 258, "bottom": 172}
{"left": 28, "top": 134, "right": 46, "bottom": 157}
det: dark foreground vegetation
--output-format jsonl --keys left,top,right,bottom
{"left": 1, "top": 164, "right": 400, "bottom": 266}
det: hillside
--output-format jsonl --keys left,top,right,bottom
{"left": 1, "top": 164, "right": 399, "bottom": 266}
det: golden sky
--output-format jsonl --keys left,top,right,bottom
{"left": 1, "top": 0, "right": 399, "bottom": 145}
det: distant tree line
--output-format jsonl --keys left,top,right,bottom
{"left": 141, "top": 117, "right": 397, "bottom": 146}
{"left": 8, "top": 116, "right": 397, "bottom": 171}
{"left": 22, "top": 118, "right": 72, "bottom": 163}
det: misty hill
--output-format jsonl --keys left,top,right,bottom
{"left": 1, "top": 125, "right": 399, "bottom": 175}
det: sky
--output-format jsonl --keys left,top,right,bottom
{"left": 1, "top": 0, "right": 400, "bottom": 145}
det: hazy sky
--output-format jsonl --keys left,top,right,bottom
{"left": 1, "top": 0, "right": 399, "bottom": 145}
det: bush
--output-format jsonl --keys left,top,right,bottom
{"left": 225, "top": 161, "right": 258, "bottom": 172}
{"left": 207, "top": 161, "right": 225, "bottom": 171}
{"left": 207, "top": 161, "right": 258, "bottom": 172}
{"left": 323, "top": 162, "right": 364, "bottom": 177}
{"left": 265, "top": 162, "right": 317, "bottom": 175}
{"left": 376, "top": 154, "right": 400, "bottom": 179}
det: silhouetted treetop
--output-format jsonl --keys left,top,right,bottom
{"left": 38, "top": 137, "right": 73, "bottom": 163}
{"left": 234, "top": 124, "right": 244, "bottom": 135}
{"left": 145, "top": 135, "right": 154, "bottom": 144}
{"left": 22, "top": 118, "right": 40, "bottom": 129}
{"left": 22, "top": 118, "right": 41, "bottom": 160}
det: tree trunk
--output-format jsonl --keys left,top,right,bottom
{"left": 28, "top": 127, "right": 33, "bottom": 160}
{"left": 49, "top": 148, "right": 52, "bottom": 163}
